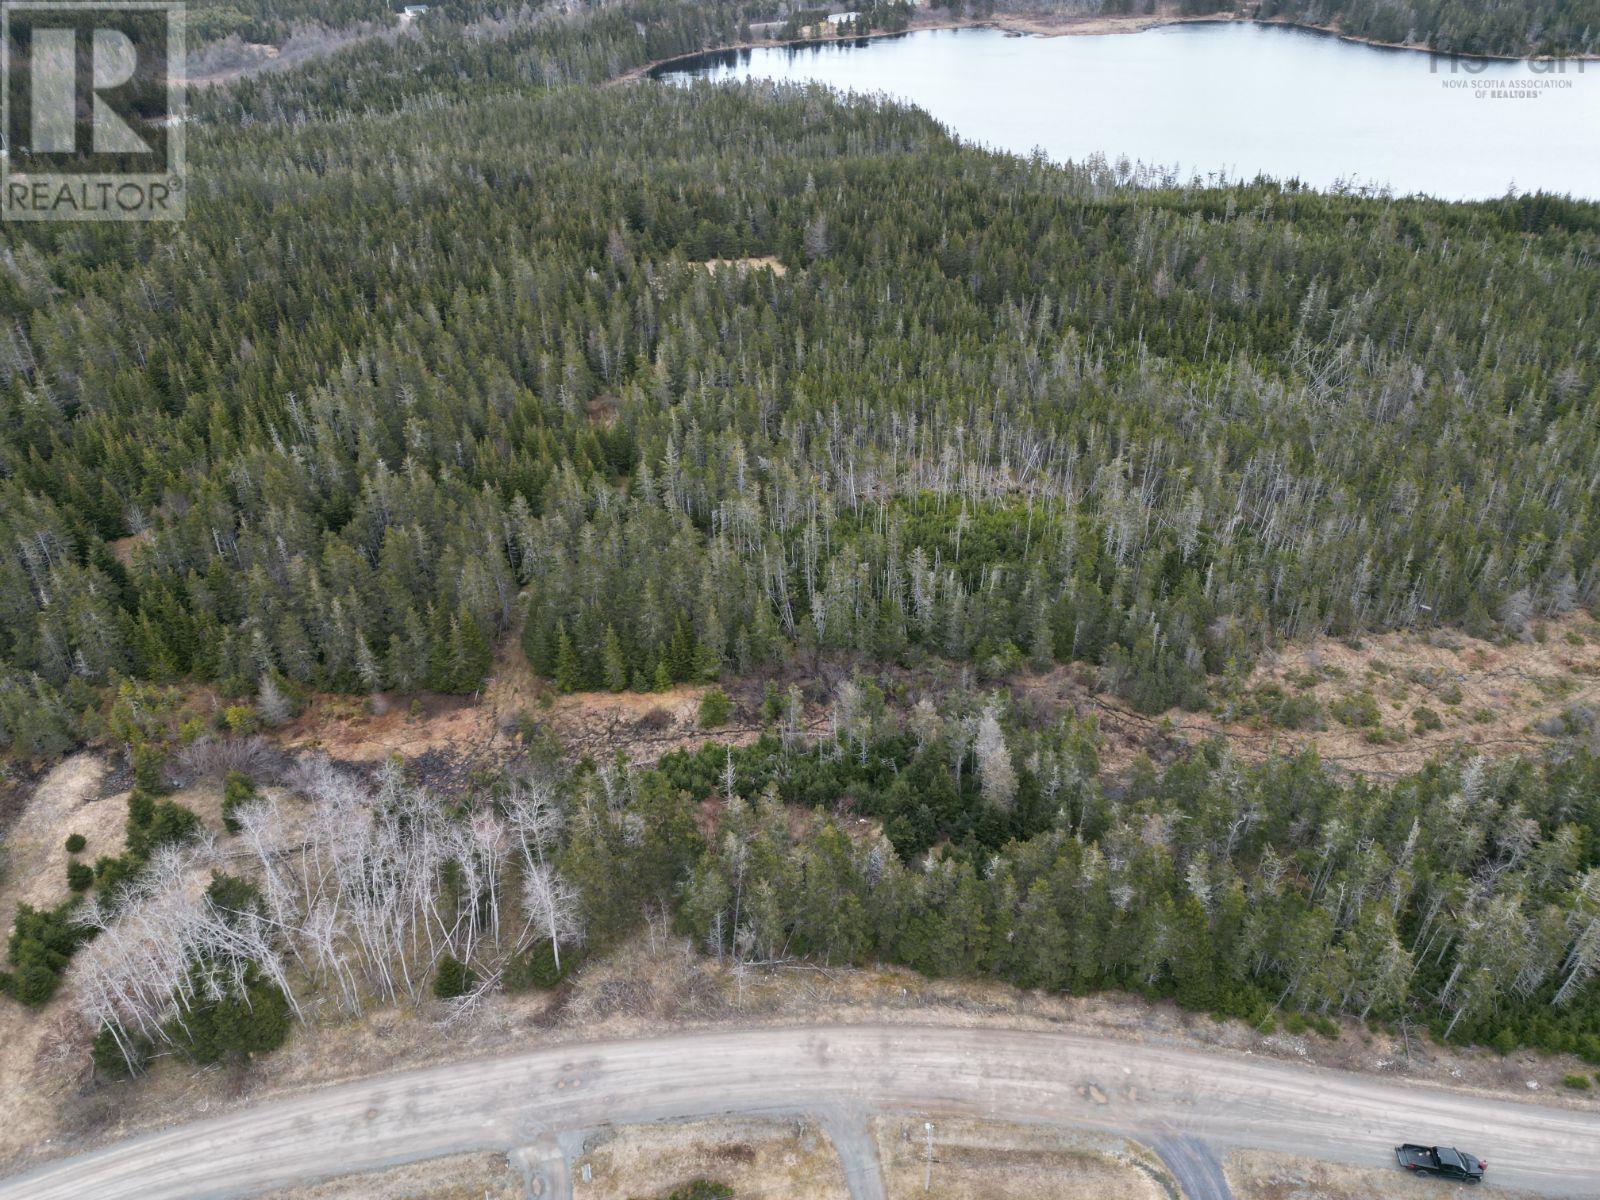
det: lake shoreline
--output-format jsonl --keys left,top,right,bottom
{"left": 616, "top": 8, "right": 1599, "bottom": 86}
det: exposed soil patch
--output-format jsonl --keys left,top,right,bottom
{"left": 692, "top": 255, "right": 789, "bottom": 276}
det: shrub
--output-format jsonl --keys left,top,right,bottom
{"left": 125, "top": 792, "right": 202, "bottom": 860}
{"left": 668, "top": 1183, "right": 734, "bottom": 1200}
{"left": 206, "top": 871, "right": 262, "bottom": 919}
{"left": 95, "top": 853, "right": 142, "bottom": 893}
{"left": 504, "top": 941, "right": 572, "bottom": 991}
{"left": 221, "top": 770, "right": 258, "bottom": 834}
{"left": 698, "top": 687, "right": 733, "bottom": 729}
{"left": 1563, "top": 1073, "right": 1593, "bottom": 1090}
{"left": 64, "top": 833, "right": 86, "bottom": 854}
{"left": 92, "top": 1023, "right": 151, "bottom": 1079}
{"left": 1271, "top": 691, "right": 1325, "bottom": 730}
{"left": 168, "top": 970, "right": 291, "bottom": 1064}
{"left": 1309, "top": 1014, "right": 1340, "bottom": 1039}
{"left": 132, "top": 742, "right": 168, "bottom": 794}
{"left": 1412, "top": 706, "right": 1443, "bottom": 732}
{"left": 433, "top": 955, "right": 475, "bottom": 999}
{"left": 66, "top": 861, "right": 95, "bottom": 892}
{"left": 1330, "top": 690, "right": 1381, "bottom": 728}
{"left": 221, "top": 706, "right": 260, "bottom": 735}
{"left": 5, "top": 901, "right": 89, "bottom": 1007}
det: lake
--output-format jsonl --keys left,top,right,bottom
{"left": 657, "top": 22, "right": 1600, "bottom": 200}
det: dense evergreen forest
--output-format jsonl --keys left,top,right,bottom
{"left": 1, "top": 0, "right": 1598, "bottom": 1069}
{"left": 657, "top": 702, "right": 1600, "bottom": 1061}
{"left": 1089, "top": 0, "right": 1600, "bottom": 57}
{"left": 1246, "top": 0, "right": 1600, "bottom": 57}
{"left": 6, "top": 2, "right": 1600, "bottom": 754}
{"left": 184, "top": 0, "right": 393, "bottom": 47}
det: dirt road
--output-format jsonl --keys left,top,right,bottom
{"left": 3, "top": 1025, "right": 1596, "bottom": 1199}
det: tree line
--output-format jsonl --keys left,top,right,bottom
{"left": 21, "top": 688, "right": 1600, "bottom": 1074}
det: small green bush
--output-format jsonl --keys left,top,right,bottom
{"left": 5, "top": 901, "right": 89, "bottom": 1007}
{"left": 697, "top": 687, "right": 733, "bottom": 729}
{"left": 221, "top": 706, "right": 261, "bottom": 735}
{"left": 95, "top": 853, "right": 142, "bottom": 893}
{"left": 64, "top": 833, "right": 86, "bottom": 854}
{"left": 92, "top": 1023, "right": 151, "bottom": 1079}
{"left": 131, "top": 743, "right": 168, "bottom": 795}
{"left": 656, "top": 1183, "right": 733, "bottom": 1200}
{"left": 125, "top": 791, "right": 202, "bottom": 859}
{"left": 1330, "top": 690, "right": 1381, "bottom": 728}
{"left": 167, "top": 970, "right": 291, "bottom": 1064}
{"left": 66, "top": 861, "right": 94, "bottom": 892}
{"left": 221, "top": 771, "right": 258, "bottom": 835}
{"left": 1562, "top": 1073, "right": 1593, "bottom": 1090}
{"left": 504, "top": 941, "right": 573, "bottom": 991}
{"left": 433, "top": 955, "right": 475, "bottom": 999}
{"left": 206, "top": 871, "right": 263, "bottom": 919}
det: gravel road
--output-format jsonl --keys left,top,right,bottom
{"left": 4, "top": 1024, "right": 1597, "bottom": 1199}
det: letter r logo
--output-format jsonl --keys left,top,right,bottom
{"left": 27, "top": 26, "right": 150, "bottom": 154}
{"left": 2, "top": 2, "right": 185, "bottom": 221}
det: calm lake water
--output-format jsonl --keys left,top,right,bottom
{"left": 658, "top": 23, "right": 1600, "bottom": 200}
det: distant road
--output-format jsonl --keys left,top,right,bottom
{"left": 4, "top": 1024, "right": 1598, "bottom": 1199}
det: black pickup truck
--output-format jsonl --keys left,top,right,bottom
{"left": 1396, "top": 1144, "right": 1487, "bottom": 1183}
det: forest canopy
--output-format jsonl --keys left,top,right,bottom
{"left": 3, "top": 0, "right": 1599, "bottom": 754}
{"left": 0, "top": 0, "right": 1597, "bottom": 1074}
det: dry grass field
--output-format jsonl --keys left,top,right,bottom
{"left": 874, "top": 1117, "right": 1175, "bottom": 1200}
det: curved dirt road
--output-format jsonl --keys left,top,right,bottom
{"left": 4, "top": 1024, "right": 1598, "bottom": 1199}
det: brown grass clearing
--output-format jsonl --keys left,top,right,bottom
{"left": 281, "top": 634, "right": 796, "bottom": 770}
{"left": 875, "top": 1117, "right": 1172, "bottom": 1200}
{"left": 573, "top": 1117, "right": 849, "bottom": 1200}
{"left": 1224, "top": 1149, "right": 1546, "bottom": 1200}
{"left": 693, "top": 255, "right": 789, "bottom": 276}
{"left": 0, "top": 754, "right": 113, "bottom": 938}
{"left": 0, "top": 754, "right": 118, "bottom": 1169}
{"left": 1191, "top": 614, "right": 1600, "bottom": 777}
{"left": 104, "top": 532, "right": 150, "bottom": 569}
{"left": 1018, "top": 614, "right": 1600, "bottom": 779}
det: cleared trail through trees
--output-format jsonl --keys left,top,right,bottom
{"left": 3, "top": 1024, "right": 1598, "bottom": 1199}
